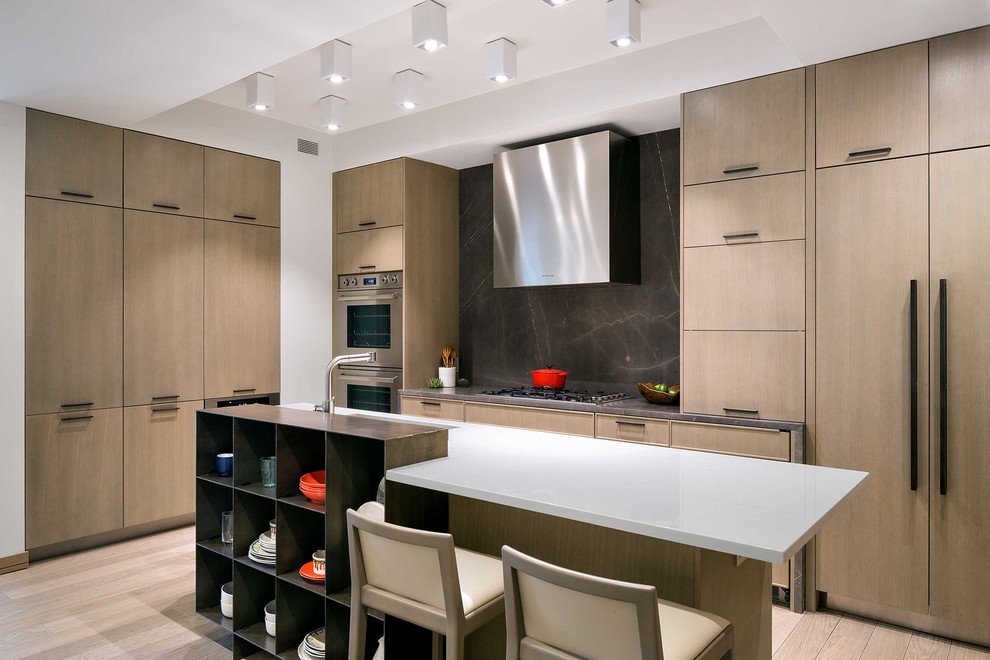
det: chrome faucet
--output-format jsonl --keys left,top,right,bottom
{"left": 315, "top": 352, "right": 377, "bottom": 414}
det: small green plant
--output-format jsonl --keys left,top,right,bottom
{"left": 456, "top": 378, "right": 470, "bottom": 388}
{"left": 427, "top": 377, "right": 444, "bottom": 389}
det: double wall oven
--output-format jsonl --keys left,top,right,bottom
{"left": 333, "top": 271, "right": 403, "bottom": 413}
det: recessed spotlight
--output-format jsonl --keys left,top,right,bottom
{"left": 327, "top": 124, "right": 340, "bottom": 131}
{"left": 328, "top": 73, "right": 344, "bottom": 84}
{"left": 486, "top": 38, "right": 517, "bottom": 84}
{"left": 321, "top": 40, "right": 352, "bottom": 83}
{"left": 607, "top": 0, "right": 641, "bottom": 48}
{"left": 246, "top": 72, "right": 274, "bottom": 111}
{"left": 402, "top": 101, "right": 417, "bottom": 110}
{"left": 616, "top": 36, "right": 632, "bottom": 47}
{"left": 494, "top": 74, "right": 509, "bottom": 83}
{"left": 412, "top": 1, "right": 448, "bottom": 52}
{"left": 320, "top": 95, "right": 347, "bottom": 130}
{"left": 396, "top": 70, "right": 424, "bottom": 109}
{"left": 543, "top": 0, "right": 571, "bottom": 6}
{"left": 254, "top": 104, "right": 267, "bottom": 111}
{"left": 423, "top": 38, "right": 440, "bottom": 52}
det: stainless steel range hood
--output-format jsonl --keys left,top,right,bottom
{"left": 493, "top": 130, "right": 639, "bottom": 288}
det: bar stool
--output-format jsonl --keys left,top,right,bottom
{"left": 345, "top": 508, "right": 505, "bottom": 660}
{"left": 502, "top": 545, "right": 734, "bottom": 660}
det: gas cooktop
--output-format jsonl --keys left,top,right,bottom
{"left": 481, "top": 387, "right": 629, "bottom": 404}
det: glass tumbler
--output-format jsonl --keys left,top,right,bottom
{"left": 221, "top": 510, "right": 234, "bottom": 545}
{"left": 260, "top": 456, "right": 277, "bottom": 488}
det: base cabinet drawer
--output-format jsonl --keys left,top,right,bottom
{"left": 595, "top": 415, "right": 669, "bottom": 445}
{"left": 682, "top": 331, "right": 805, "bottom": 422}
{"left": 336, "top": 225, "right": 403, "bottom": 275}
{"left": 464, "top": 402, "right": 594, "bottom": 437}
{"left": 26, "top": 409, "right": 123, "bottom": 548}
{"left": 670, "top": 421, "right": 791, "bottom": 461}
{"left": 401, "top": 397, "right": 465, "bottom": 422}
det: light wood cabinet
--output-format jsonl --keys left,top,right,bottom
{"left": 123, "top": 211, "right": 204, "bottom": 405}
{"left": 683, "top": 69, "right": 805, "bottom": 185}
{"left": 25, "top": 198, "right": 122, "bottom": 415}
{"left": 204, "top": 148, "right": 280, "bottom": 227}
{"left": 816, "top": 41, "right": 929, "bottom": 168}
{"left": 336, "top": 225, "right": 403, "bottom": 275}
{"left": 683, "top": 240, "right": 805, "bottom": 331}
{"left": 670, "top": 422, "right": 790, "bottom": 462}
{"left": 930, "top": 26, "right": 990, "bottom": 152}
{"left": 595, "top": 414, "right": 669, "bottom": 446}
{"left": 26, "top": 408, "right": 123, "bottom": 548}
{"left": 400, "top": 396, "right": 465, "bottom": 422}
{"left": 464, "top": 402, "right": 595, "bottom": 437}
{"left": 123, "top": 131, "right": 204, "bottom": 216}
{"left": 123, "top": 401, "right": 199, "bottom": 527}
{"left": 204, "top": 220, "right": 280, "bottom": 399}
{"left": 816, "top": 155, "right": 930, "bottom": 614}
{"left": 334, "top": 159, "right": 405, "bottom": 233}
{"left": 25, "top": 110, "right": 123, "bottom": 207}
{"left": 928, "top": 147, "right": 990, "bottom": 629}
{"left": 681, "top": 331, "right": 805, "bottom": 422}
{"left": 683, "top": 172, "right": 805, "bottom": 248}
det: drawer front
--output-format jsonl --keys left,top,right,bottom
{"left": 816, "top": 41, "right": 928, "bottom": 168}
{"left": 204, "top": 148, "right": 280, "bottom": 227}
{"left": 683, "top": 69, "right": 805, "bottom": 185}
{"left": 336, "top": 225, "right": 404, "bottom": 275}
{"left": 682, "top": 331, "right": 805, "bottom": 422}
{"left": 401, "top": 397, "right": 465, "bottom": 422}
{"left": 334, "top": 159, "right": 405, "bottom": 233}
{"left": 124, "top": 131, "right": 204, "bottom": 216}
{"left": 595, "top": 415, "right": 669, "bottom": 445}
{"left": 670, "top": 421, "right": 790, "bottom": 462}
{"left": 464, "top": 402, "right": 595, "bottom": 437}
{"left": 930, "top": 26, "right": 990, "bottom": 152}
{"left": 683, "top": 172, "right": 805, "bottom": 248}
{"left": 684, "top": 240, "right": 805, "bottom": 331}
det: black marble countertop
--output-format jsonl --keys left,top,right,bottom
{"left": 399, "top": 387, "right": 804, "bottom": 432}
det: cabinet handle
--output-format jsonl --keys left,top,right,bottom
{"left": 909, "top": 280, "right": 918, "bottom": 491}
{"left": 152, "top": 395, "right": 180, "bottom": 401}
{"left": 60, "top": 415, "right": 94, "bottom": 422}
{"left": 939, "top": 279, "right": 948, "bottom": 496}
{"left": 358, "top": 265, "right": 376, "bottom": 270}
{"left": 60, "top": 191, "right": 94, "bottom": 199}
{"left": 233, "top": 388, "right": 257, "bottom": 394}
{"left": 722, "top": 165, "right": 759, "bottom": 175}
{"left": 152, "top": 203, "right": 181, "bottom": 210}
{"left": 848, "top": 147, "right": 892, "bottom": 159}
{"left": 615, "top": 420, "right": 646, "bottom": 427}
{"left": 723, "top": 231, "right": 760, "bottom": 241}
{"left": 358, "top": 221, "right": 377, "bottom": 227}
{"left": 422, "top": 401, "right": 441, "bottom": 407}
{"left": 723, "top": 407, "right": 758, "bottom": 415}
{"left": 61, "top": 402, "right": 94, "bottom": 408}
{"left": 151, "top": 406, "right": 181, "bottom": 413}
{"left": 233, "top": 214, "right": 257, "bottom": 221}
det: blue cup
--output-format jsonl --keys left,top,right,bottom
{"left": 216, "top": 453, "right": 234, "bottom": 477}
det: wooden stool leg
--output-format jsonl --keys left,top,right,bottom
{"left": 349, "top": 605, "right": 367, "bottom": 660}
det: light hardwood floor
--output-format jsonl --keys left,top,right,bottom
{"left": 0, "top": 527, "right": 987, "bottom": 659}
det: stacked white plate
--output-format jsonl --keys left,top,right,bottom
{"left": 248, "top": 530, "right": 276, "bottom": 565}
{"left": 264, "top": 599, "right": 276, "bottom": 637}
{"left": 297, "top": 627, "right": 325, "bottom": 660}
{"left": 220, "top": 582, "right": 234, "bottom": 619}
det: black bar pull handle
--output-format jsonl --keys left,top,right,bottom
{"left": 848, "top": 147, "right": 892, "bottom": 159}
{"left": 233, "top": 388, "right": 257, "bottom": 394}
{"left": 60, "top": 190, "right": 94, "bottom": 199}
{"left": 723, "top": 231, "right": 760, "bottom": 241}
{"left": 939, "top": 279, "right": 948, "bottom": 495}
{"left": 60, "top": 415, "right": 94, "bottom": 422}
{"left": 151, "top": 394, "right": 180, "bottom": 401}
{"left": 151, "top": 406, "right": 181, "bottom": 413}
{"left": 615, "top": 420, "right": 647, "bottom": 427}
{"left": 909, "top": 280, "right": 918, "bottom": 491}
{"left": 723, "top": 406, "right": 759, "bottom": 415}
{"left": 233, "top": 214, "right": 257, "bottom": 221}
{"left": 722, "top": 165, "right": 759, "bottom": 175}
{"left": 358, "top": 221, "right": 377, "bottom": 227}
{"left": 358, "top": 264, "right": 376, "bottom": 270}
{"left": 61, "top": 402, "right": 94, "bottom": 408}
{"left": 152, "top": 203, "right": 181, "bottom": 210}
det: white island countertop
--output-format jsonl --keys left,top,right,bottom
{"left": 283, "top": 404, "right": 867, "bottom": 564}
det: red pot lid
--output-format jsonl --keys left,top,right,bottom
{"left": 531, "top": 367, "right": 569, "bottom": 376}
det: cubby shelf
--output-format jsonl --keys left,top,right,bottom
{"left": 195, "top": 405, "right": 448, "bottom": 660}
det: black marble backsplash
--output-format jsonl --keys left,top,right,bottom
{"left": 458, "top": 129, "right": 680, "bottom": 393}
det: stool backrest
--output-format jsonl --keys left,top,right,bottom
{"left": 502, "top": 545, "right": 663, "bottom": 660}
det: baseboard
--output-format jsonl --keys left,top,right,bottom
{"left": 28, "top": 514, "right": 194, "bottom": 562}
{"left": 0, "top": 551, "right": 29, "bottom": 575}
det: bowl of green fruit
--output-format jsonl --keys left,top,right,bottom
{"left": 637, "top": 382, "right": 680, "bottom": 405}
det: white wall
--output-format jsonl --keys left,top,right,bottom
{"left": 0, "top": 101, "right": 26, "bottom": 558}
{"left": 133, "top": 100, "right": 335, "bottom": 405}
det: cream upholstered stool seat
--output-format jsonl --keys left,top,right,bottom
{"left": 502, "top": 545, "right": 733, "bottom": 660}
{"left": 345, "top": 508, "right": 505, "bottom": 660}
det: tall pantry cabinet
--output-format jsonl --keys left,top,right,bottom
{"left": 24, "top": 109, "right": 281, "bottom": 551}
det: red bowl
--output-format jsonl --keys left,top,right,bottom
{"left": 299, "top": 485, "right": 326, "bottom": 504}
{"left": 300, "top": 470, "right": 326, "bottom": 488}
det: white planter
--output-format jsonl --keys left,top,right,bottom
{"left": 438, "top": 367, "right": 457, "bottom": 388}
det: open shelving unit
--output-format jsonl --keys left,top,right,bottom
{"left": 195, "top": 405, "right": 449, "bottom": 660}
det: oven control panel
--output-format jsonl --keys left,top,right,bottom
{"left": 339, "top": 271, "right": 402, "bottom": 290}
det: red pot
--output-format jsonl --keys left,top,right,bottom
{"left": 531, "top": 367, "right": 569, "bottom": 389}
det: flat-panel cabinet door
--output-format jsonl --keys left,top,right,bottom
{"left": 124, "top": 211, "right": 204, "bottom": 405}
{"left": 25, "top": 109, "right": 123, "bottom": 207}
{"left": 683, "top": 69, "right": 805, "bottom": 185}
{"left": 124, "top": 131, "right": 204, "bottom": 216}
{"left": 930, "top": 26, "right": 990, "bottom": 152}
{"left": 929, "top": 147, "right": 990, "bottom": 629}
{"left": 124, "top": 402, "right": 199, "bottom": 527}
{"left": 204, "top": 148, "right": 280, "bottom": 227}
{"left": 334, "top": 159, "right": 405, "bottom": 233}
{"left": 25, "top": 198, "right": 123, "bottom": 415}
{"left": 204, "top": 220, "right": 280, "bottom": 399}
{"left": 26, "top": 408, "right": 123, "bottom": 548}
{"left": 336, "top": 225, "right": 403, "bottom": 275}
{"left": 816, "top": 155, "right": 929, "bottom": 614}
{"left": 816, "top": 41, "right": 928, "bottom": 168}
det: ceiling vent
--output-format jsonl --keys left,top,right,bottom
{"left": 297, "top": 138, "right": 319, "bottom": 156}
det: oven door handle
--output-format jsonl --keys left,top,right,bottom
{"left": 338, "top": 373, "right": 401, "bottom": 385}
{"left": 337, "top": 292, "right": 401, "bottom": 303}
